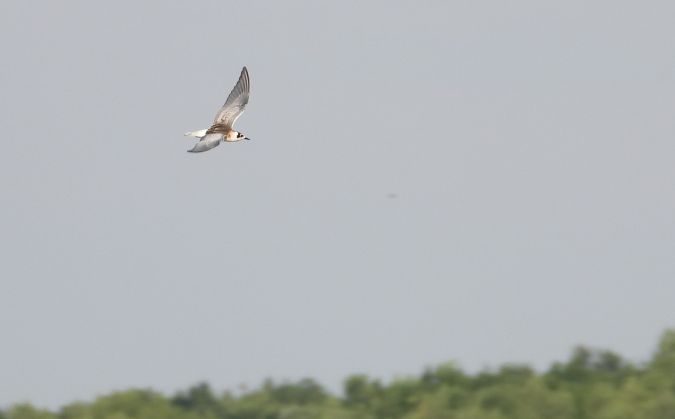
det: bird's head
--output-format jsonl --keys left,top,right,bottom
{"left": 236, "top": 132, "right": 251, "bottom": 141}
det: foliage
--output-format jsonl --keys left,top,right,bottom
{"left": 4, "top": 330, "right": 675, "bottom": 419}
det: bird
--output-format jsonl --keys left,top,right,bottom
{"left": 185, "top": 66, "right": 251, "bottom": 153}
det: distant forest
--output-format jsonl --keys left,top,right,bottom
{"left": 4, "top": 329, "right": 675, "bottom": 419}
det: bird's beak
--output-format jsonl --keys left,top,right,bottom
{"left": 245, "top": 137, "right": 251, "bottom": 141}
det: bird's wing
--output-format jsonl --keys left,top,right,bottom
{"left": 188, "top": 133, "right": 222, "bottom": 153}
{"left": 214, "top": 67, "right": 250, "bottom": 128}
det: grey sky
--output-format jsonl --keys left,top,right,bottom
{"left": 1, "top": 0, "right": 674, "bottom": 409}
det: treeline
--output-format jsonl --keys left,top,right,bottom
{"left": 4, "top": 330, "right": 675, "bottom": 419}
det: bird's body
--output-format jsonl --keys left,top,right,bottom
{"left": 186, "top": 67, "right": 251, "bottom": 153}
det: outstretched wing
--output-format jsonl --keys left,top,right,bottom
{"left": 187, "top": 133, "right": 223, "bottom": 153}
{"left": 214, "top": 67, "right": 250, "bottom": 128}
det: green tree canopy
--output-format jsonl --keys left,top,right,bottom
{"left": 5, "top": 329, "right": 675, "bottom": 419}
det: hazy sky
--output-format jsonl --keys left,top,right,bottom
{"left": 1, "top": 0, "right": 674, "bottom": 410}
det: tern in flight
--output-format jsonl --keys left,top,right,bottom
{"left": 185, "top": 67, "right": 251, "bottom": 153}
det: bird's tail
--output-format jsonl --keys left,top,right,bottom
{"left": 184, "top": 129, "right": 208, "bottom": 138}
